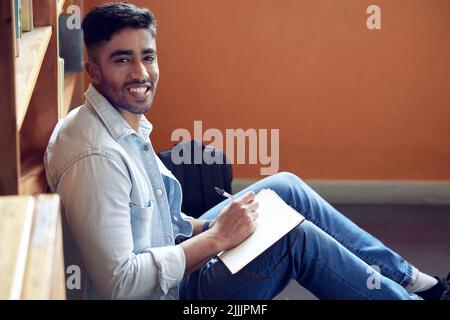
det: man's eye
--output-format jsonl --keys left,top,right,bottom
{"left": 145, "top": 55, "right": 156, "bottom": 63}
{"left": 115, "top": 58, "right": 129, "bottom": 63}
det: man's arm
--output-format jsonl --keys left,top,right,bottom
{"left": 57, "top": 154, "right": 186, "bottom": 299}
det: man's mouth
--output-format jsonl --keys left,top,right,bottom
{"left": 126, "top": 84, "right": 152, "bottom": 99}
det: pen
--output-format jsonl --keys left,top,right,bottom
{"left": 214, "top": 186, "right": 235, "bottom": 200}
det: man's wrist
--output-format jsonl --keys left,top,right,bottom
{"left": 202, "top": 220, "right": 211, "bottom": 232}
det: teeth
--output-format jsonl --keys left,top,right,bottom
{"left": 129, "top": 87, "right": 148, "bottom": 94}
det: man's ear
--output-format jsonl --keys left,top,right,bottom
{"left": 85, "top": 61, "right": 102, "bottom": 85}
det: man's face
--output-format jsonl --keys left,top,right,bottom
{"left": 90, "top": 27, "right": 159, "bottom": 114}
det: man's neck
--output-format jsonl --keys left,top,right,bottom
{"left": 116, "top": 108, "right": 142, "bottom": 133}
{"left": 92, "top": 84, "right": 142, "bottom": 132}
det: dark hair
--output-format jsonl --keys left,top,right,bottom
{"left": 82, "top": 2, "right": 157, "bottom": 61}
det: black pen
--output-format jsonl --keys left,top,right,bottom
{"left": 214, "top": 186, "right": 235, "bottom": 200}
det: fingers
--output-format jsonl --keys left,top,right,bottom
{"left": 248, "top": 210, "right": 259, "bottom": 221}
{"left": 236, "top": 191, "right": 256, "bottom": 204}
{"left": 232, "top": 192, "right": 259, "bottom": 215}
{"left": 246, "top": 200, "right": 259, "bottom": 222}
{"left": 224, "top": 191, "right": 259, "bottom": 225}
{"left": 246, "top": 200, "right": 259, "bottom": 212}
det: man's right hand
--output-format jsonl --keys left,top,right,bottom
{"left": 208, "top": 191, "right": 259, "bottom": 251}
{"left": 180, "top": 191, "right": 259, "bottom": 275}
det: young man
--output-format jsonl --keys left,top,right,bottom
{"left": 44, "top": 3, "right": 449, "bottom": 300}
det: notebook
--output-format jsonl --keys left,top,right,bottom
{"left": 218, "top": 189, "right": 305, "bottom": 274}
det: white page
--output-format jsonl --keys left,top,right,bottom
{"left": 218, "top": 189, "right": 305, "bottom": 274}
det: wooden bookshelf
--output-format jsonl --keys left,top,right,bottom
{"left": 0, "top": 196, "right": 35, "bottom": 299}
{"left": 57, "top": 0, "right": 66, "bottom": 16}
{"left": 0, "top": 0, "right": 80, "bottom": 301}
{"left": 64, "top": 72, "right": 78, "bottom": 115}
{"left": 0, "top": 0, "right": 82, "bottom": 196}
{"left": 21, "top": 194, "right": 64, "bottom": 299}
{"left": 0, "top": 194, "right": 65, "bottom": 299}
{"left": 15, "top": 26, "right": 52, "bottom": 130}
{"left": 19, "top": 159, "right": 46, "bottom": 195}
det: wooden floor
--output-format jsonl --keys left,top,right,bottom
{"left": 275, "top": 204, "right": 450, "bottom": 300}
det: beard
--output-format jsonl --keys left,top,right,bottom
{"left": 96, "top": 76, "right": 156, "bottom": 115}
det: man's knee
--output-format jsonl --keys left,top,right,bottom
{"left": 289, "top": 220, "right": 327, "bottom": 248}
{"left": 268, "top": 171, "right": 305, "bottom": 197}
{"left": 284, "top": 221, "right": 316, "bottom": 254}
{"left": 275, "top": 171, "right": 302, "bottom": 185}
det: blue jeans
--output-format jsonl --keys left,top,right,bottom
{"left": 180, "top": 172, "right": 421, "bottom": 300}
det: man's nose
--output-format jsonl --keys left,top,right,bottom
{"left": 130, "top": 61, "right": 149, "bottom": 80}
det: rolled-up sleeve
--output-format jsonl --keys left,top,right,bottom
{"left": 145, "top": 245, "right": 185, "bottom": 295}
{"left": 56, "top": 153, "right": 185, "bottom": 299}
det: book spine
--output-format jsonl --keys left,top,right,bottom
{"left": 20, "top": 0, "right": 34, "bottom": 32}
{"left": 15, "top": 0, "right": 21, "bottom": 57}
{"left": 11, "top": 0, "right": 18, "bottom": 57}
{"left": 57, "top": 57, "right": 65, "bottom": 119}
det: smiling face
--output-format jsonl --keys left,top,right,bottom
{"left": 87, "top": 27, "right": 159, "bottom": 115}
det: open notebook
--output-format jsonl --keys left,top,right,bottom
{"left": 218, "top": 189, "right": 305, "bottom": 274}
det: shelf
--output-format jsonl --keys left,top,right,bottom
{"left": 0, "top": 194, "right": 65, "bottom": 299}
{"left": 19, "top": 158, "right": 47, "bottom": 195}
{"left": 15, "top": 26, "right": 53, "bottom": 131}
{"left": 57, "top": 0, "right": 67, "bottom": 16}
{"left": 0, "top": 195, "right": 35, "bottom": 299}
{"left": 64, "top": 72, "right": 78, "bottom": 115}
{"left": 21, "top": 194, "right": 64, "bottom": 299}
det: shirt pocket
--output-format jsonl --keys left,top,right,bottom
{"left": 130, "top": 201, "right": 154, "bottom": 253}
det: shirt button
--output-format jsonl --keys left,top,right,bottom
{"left": 143, "top": 144, "right": 150, "bottom": 151}
{"left": 157, "top": 189, "right": 163, "bottom": 196}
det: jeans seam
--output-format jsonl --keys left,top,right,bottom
{"left": 242, "top": 252, "right": 288, "bottom": 281}
{"left": 306, "top": 215, "right": 405, "bottom": 283}
{"left": 399, "top": 264, "right": 414, "bottom": 287}
{"left": 221, "top": 253, "right": 289, "bottom": 299}
{"left": 302, "top": 247, "right": 372, "bottom": 300}
{"left": 221, "top": 231, "right": 299, "bottom": 299}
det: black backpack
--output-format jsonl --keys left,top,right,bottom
{"left": 157, "top": 140, "right": 233, "bottom": 218}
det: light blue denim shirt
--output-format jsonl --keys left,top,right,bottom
{"left": 44, "top": 84, "right": 193, "bottom": 299}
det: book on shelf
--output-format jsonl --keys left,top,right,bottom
{"left": 12, "top": 0, "right": 21, "bottom": 57}
{"left": 57, "top": 57, "right": 65, "bottom": 119}
{"left": 20, "top": 0, "right": 34, "bottom": 32}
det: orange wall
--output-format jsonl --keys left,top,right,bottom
{"left": 83, "top": 0, "right": 450, "bottom": 180}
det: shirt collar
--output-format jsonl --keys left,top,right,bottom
{"left": 85, "top": 84, "right": 153, "bottom": 141}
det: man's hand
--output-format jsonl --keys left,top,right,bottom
{"left": 209, "top": 191, "right": 259, "bottom": 251}
{"left": 180, "top": 191, "right": 259, "bottom": 275}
